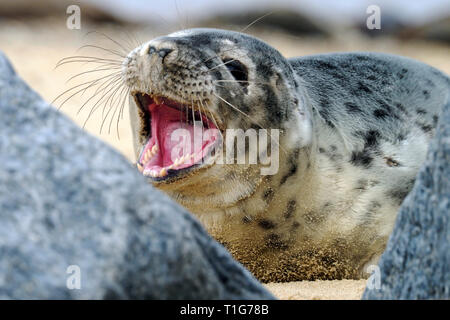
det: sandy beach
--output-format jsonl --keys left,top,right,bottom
{"left": 265, "top": 280, "right": 367, "bottom": 300}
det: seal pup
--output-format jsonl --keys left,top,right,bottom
{"left": 122, "top": 28, "right": 450, "bottom": 282}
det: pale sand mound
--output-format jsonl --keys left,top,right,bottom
{"left": 265, "top": 280, "right": 367, "bottom": 300}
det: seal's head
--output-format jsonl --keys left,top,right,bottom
{"left": 122, "top": 28, "right": 311, "bottom": 210}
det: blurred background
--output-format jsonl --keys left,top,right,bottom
{"left": 1, "top": 0, "right": 449, "bottom": 162}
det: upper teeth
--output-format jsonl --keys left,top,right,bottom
{"left": 154, "top": 96, "right": 162, "bottom": 104}
{"left": 142, "top": 144, "right": 158, "bottom": 165}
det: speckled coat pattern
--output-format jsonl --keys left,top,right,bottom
{"left": 124, "top": 29, "right": 450, "bottom": 282}
{"left": 363, "top": 98, "right": 449, "bottom": 299}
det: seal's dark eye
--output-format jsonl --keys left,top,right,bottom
{"left": 223, "top": 58, "right": 248, "bottom": 84}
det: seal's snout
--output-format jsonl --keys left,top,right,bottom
{"left": 122, "top": 39, "right": 180, "bottom": 90}
{"left": 147, "top": 46, "right": 173, "bottom": 62}
{"left": 139, "top": 38, "right": 178, "bottom": 65}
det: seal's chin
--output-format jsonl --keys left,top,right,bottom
{"left": 133, "top": 92, "right": 221, "bottom": 181}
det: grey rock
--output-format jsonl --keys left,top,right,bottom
{"left": 363, "top": 96, "right": 449, "bottom": 299}
{"left": 0, "top": 51, "right": 273, "bottom": 300}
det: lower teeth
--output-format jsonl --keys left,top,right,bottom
{"left": 142, "top": 152, "right": 197, "bottom": 178}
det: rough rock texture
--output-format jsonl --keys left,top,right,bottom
{"left": 0, "top": 52, "right": 273, "bottom": 299}
{"left": 363, "top": 96, "right": 449, "bottom": 299}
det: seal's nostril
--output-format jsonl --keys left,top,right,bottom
{"left": 148, "top": 46, "right": 156, "bottom": 55}
{"left": 158, "top": 48, "right": 173, "bottom": 60}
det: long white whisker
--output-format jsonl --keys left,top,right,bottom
{"left": 77, "top": 45, "right": 126, "bottom": 58}
{"left": 84, "top": 30, "right": 131, "bottom": 55}
{"left": 83, "top": 79, "right": 123, "bottom": 129}
{"left": 79, "top": 76, "right": 122, "bottom": 116}
{"left": 56, "top": 55, "right": 122, "bottom": 66}
{"left": 116, "top": 87, "right": 130, "bottom": 139}
{"left": 200, "top": 99, "right": 224, "bottom": 146}
{"left": 240, "top": 11, "right": 275, "bottom": 32}
{"left": 108, "top": 85, "right": 128, "bottom": 135}
{"left": 53, "top": 73, "right": 120, "bottom": 109}
{"left": 98, "top": 77, "right": 125, "bottom": 118}
{"left": 208, "top": 59, "right": 236, "bottom": 72}
{"left": 66, "top": 67, "right": 121, "bottom": 83}
{"left": 213, "top": 93, "right": 252, "bottom": 119}
{"left": 99, "top": 80, "right": 127, "bottom": 134}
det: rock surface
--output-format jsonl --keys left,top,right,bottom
{"left": 363, "top": 96, "right": 449, "bottom": 299}
{"left": 0, "top": 52, "right": 273, "bottom": 299}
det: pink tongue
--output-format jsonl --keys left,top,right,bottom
{"left": 139, "top": 103, "right": 218, "bottom": 175}
{"left": 162, "top": 121, "right": 207, "bottom": 165}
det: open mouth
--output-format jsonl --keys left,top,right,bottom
{"left": 133, "top": 92, "right": 221, "bottom": 181}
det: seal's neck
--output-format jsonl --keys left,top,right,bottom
{"left": 161, "top": 163, "right": 264, "bottom": 213}
{"left": 160, "top": 128, "right": 318, "bottom": 215}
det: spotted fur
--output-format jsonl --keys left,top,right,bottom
{"left": 123, "top": 28, "right": 450, "bottom": 282}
